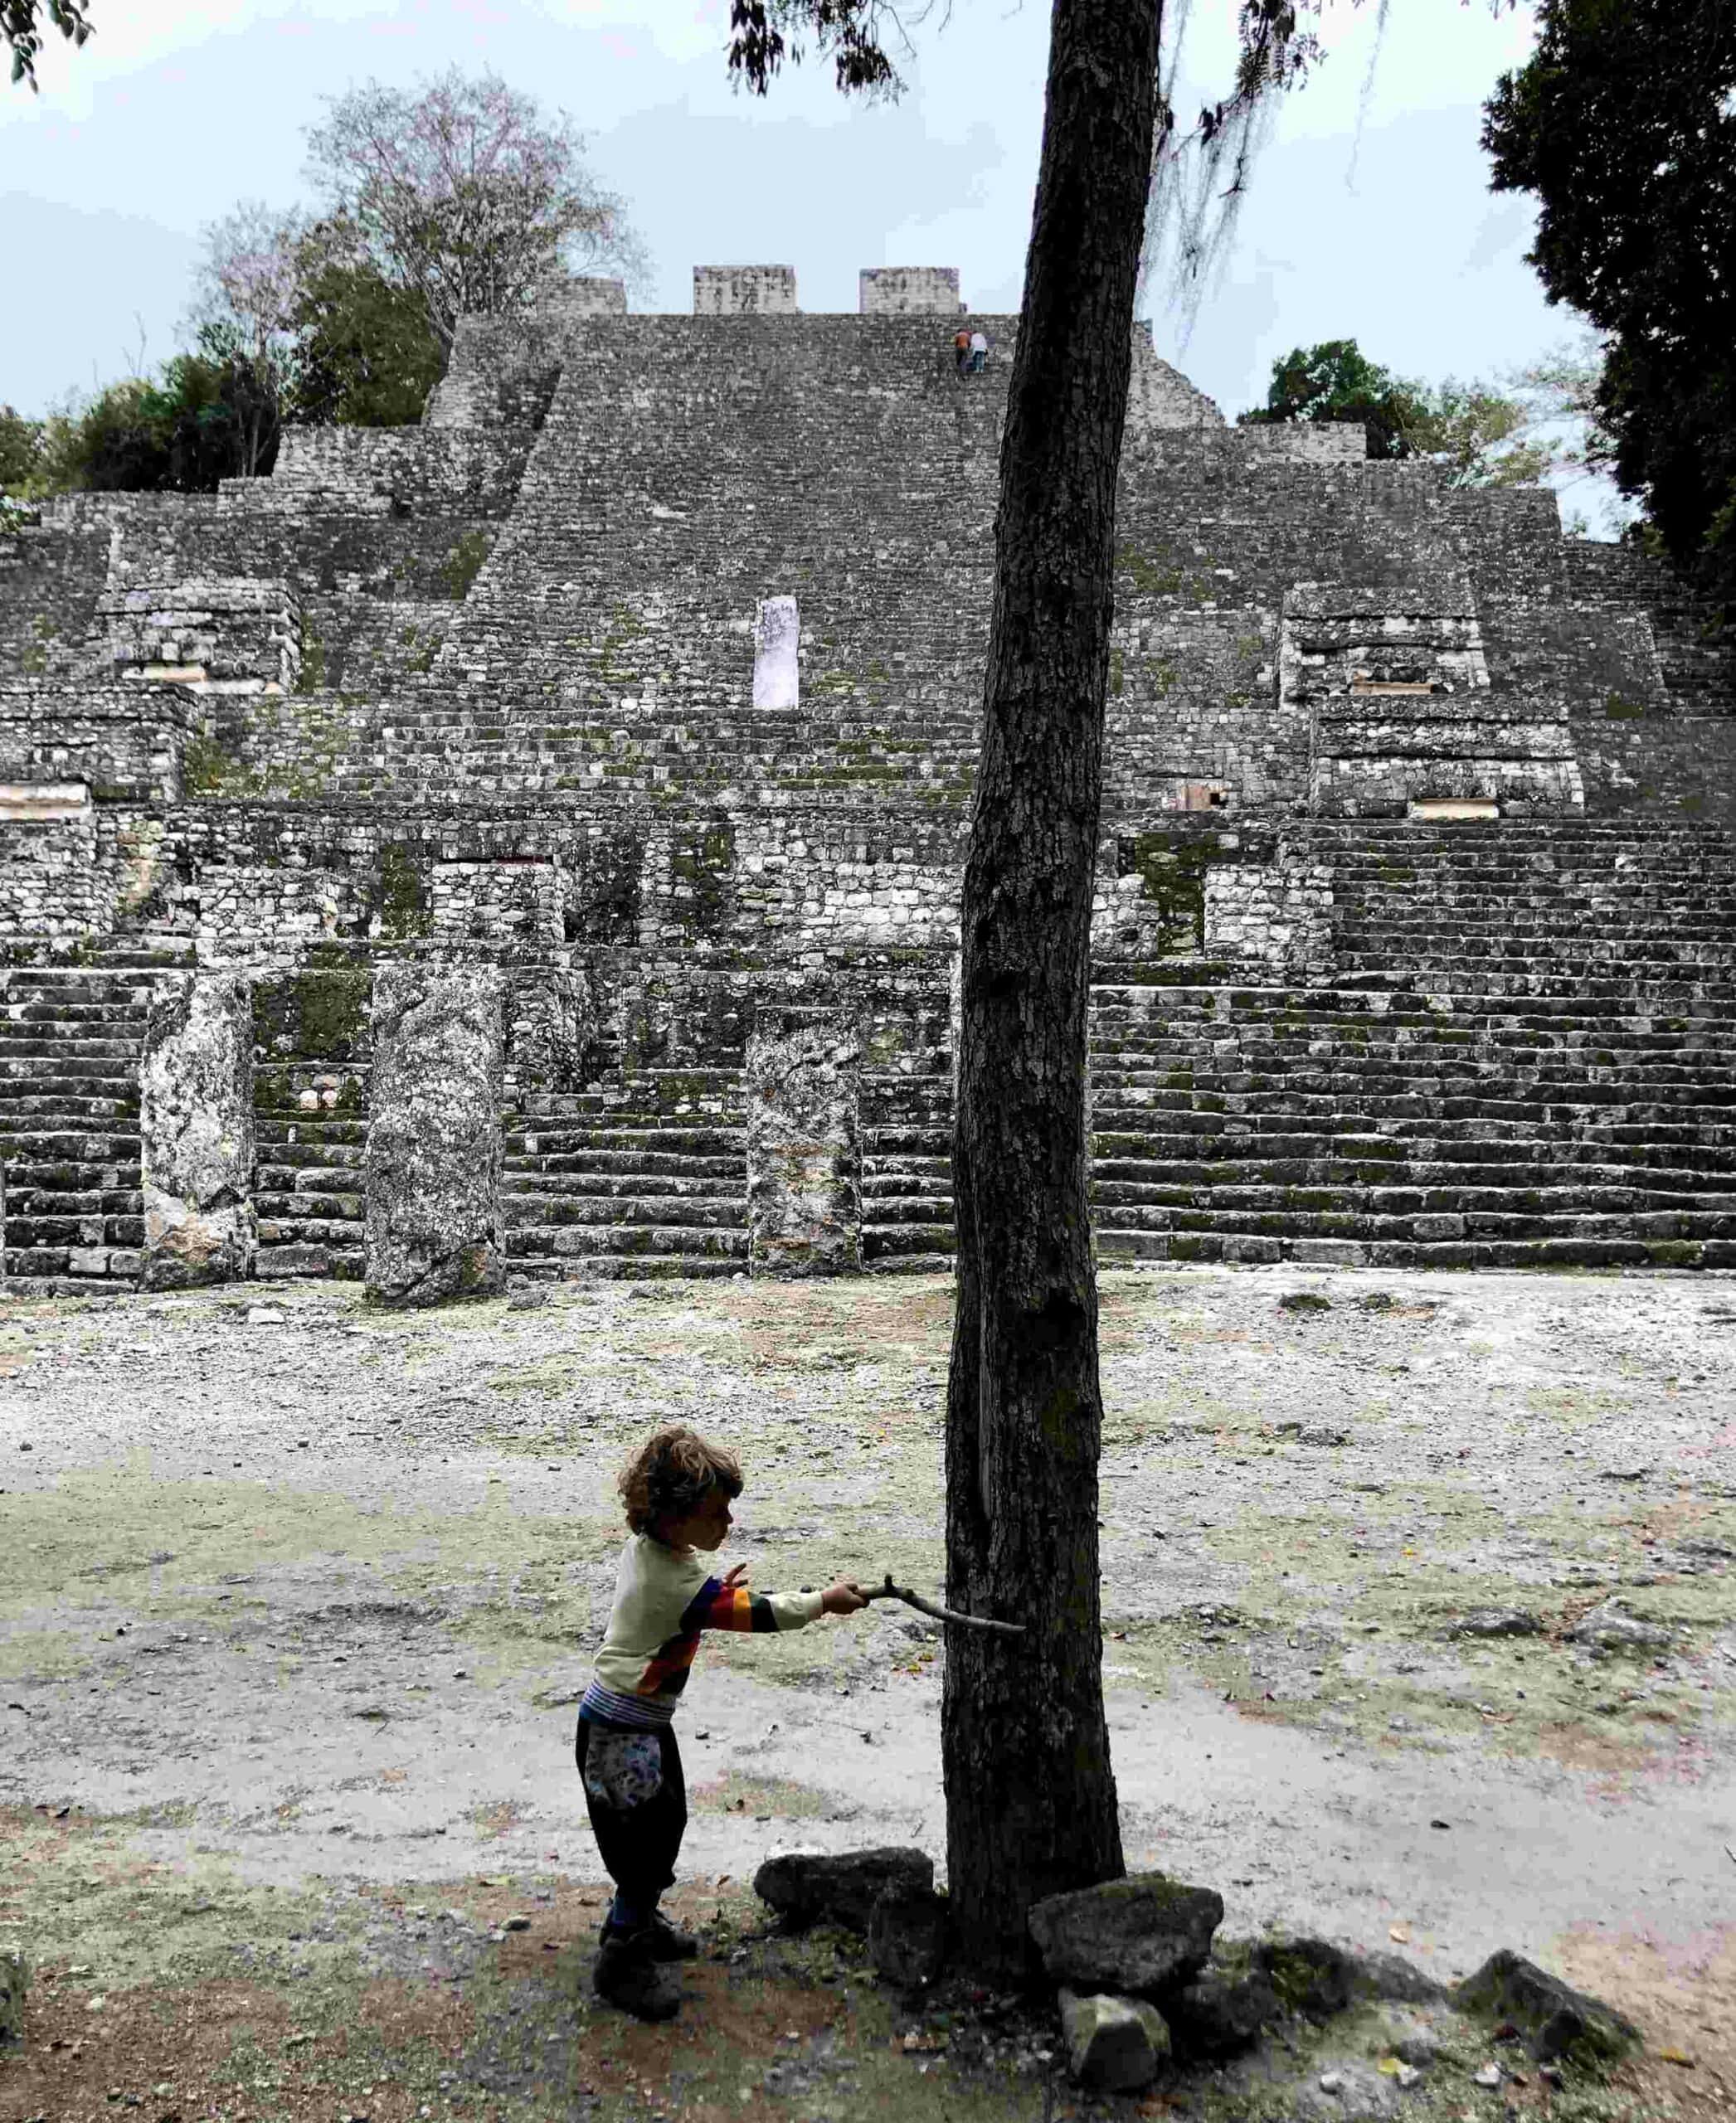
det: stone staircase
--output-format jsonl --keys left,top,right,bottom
{"left": 1087, "top": 820, "right": 1736, "bottom": 1269}
{"left": 501, "top": 1071, "right": 751, "bottom": 1280}
{"left": 860, "top": 1058, "right": 955, "bottom": 1271}
{"left": 0, "top": 952, "right": 177, "bottom": 1290}
{"left": 253, "top": 1076, "right": 367, "bottom": 1281}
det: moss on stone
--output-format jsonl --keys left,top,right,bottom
{"left": 254, "top": 972, "right": 370, "bottom": 1062}
{"left": 375, "top": 843, "right": 430, "bottom": 939}
{"left": 1121, "top": 833, "right": 1213, "bottom": 953}
{"left": 440, "top": 530, "right": 490, "bottom": 600}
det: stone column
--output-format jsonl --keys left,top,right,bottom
{"left": 364, "top": 964, "right": 506, "bottom": 1305}
{"left": 745, "top": 1022, "right": 862, "bottom": 1275}
{"left": 139, "top": 974, "right": 256, "bottom": 1289}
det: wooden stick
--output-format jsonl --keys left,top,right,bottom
{"left": 864, "top": 1572, "right": 1026, "bottom": 1635}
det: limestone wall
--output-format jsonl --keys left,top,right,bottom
{"left": 3, "top": 291, "right": 1735, "bottom": 1290}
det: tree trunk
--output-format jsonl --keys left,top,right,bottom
{"left": 942, "top": 0, "right": 1159, "bottom": 1974}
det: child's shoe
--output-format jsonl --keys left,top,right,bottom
{"left": 644, "top": 1912, "right": 699, "bottom": 1962}
{"left": 595, "top": 1927, "right": 683, "bottom": 2021}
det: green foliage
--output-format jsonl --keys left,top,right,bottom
{"left": 4, "top": 0, "right": 92, "bottom": 90}
{"left": 286, "top": 220, "right": 445, "bottom": 428}
{"left": 0, "top": 403, "right": 43, "bottom": 494}
{"left": 1483, "top": 0, "right": 1736, "bottom": 617}
{"left": 440, "top": 531, "right": 490, "bottom": 600}
{"left": 1239, "top": 339, "right": 1428, "bottom": 462}
{"left": 1238, "top": 338, "right": 1555, "bottom": 488}
{"left": 12, "top": 347, "right": 280, "bottom": 499}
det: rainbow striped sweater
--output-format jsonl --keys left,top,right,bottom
{"left": 579, "top": 1532, "right": 825, "bottom": 1730}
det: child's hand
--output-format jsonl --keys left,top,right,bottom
{"left": 722, "top": 1562, "right": 750, "bottom": 1590}
{"left": 821, "top": 1578, "right": 868, "bottom": 1615}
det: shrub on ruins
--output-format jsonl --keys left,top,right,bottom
{"left": 1481, "top": 0, "right": 1736, "bottom": 621}
{"left": 1238, "top": 338, "right": 1550, "bottom": 487}
{"left": 284, "top": 217, "right": 447, "bottom": 430}
{"left": 0, "top": 404, "right": 44, "bottom": 498}
{"left": 303, "top": 68, "right": 646, "bottom": 356}
{"left": 35, "top": 345, "right": 279, "bottom": 495}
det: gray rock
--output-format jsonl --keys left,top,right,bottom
{"left": 1162, "top": 1965, "right": 1281, "bottom": 2060}
{"left": 0, "top": 1942, "right": 25, "bottom": 2043}
{"left": 744, "top": 1023, "right": 863, "bottom": 1275}
{"left": 1456, "top": 1948, "right": 1640, "bottom": 2066}
{"left": 1301, "top": 1425, "right": 1350, "bottom": 1447}
{"left": 1028, "top": 1872, "right": 1223, "bottom": 1999}
{"left": 1567, "top": 1603, "right": 1673, "bottom": 1657}
{"left": 139, "top": 974, "right": 256, "bottom": 1290}
{"left": 753, "top": 1847, "right": 933, "bottom": 1935}
{"left": 868, "top": 1884, "right": 948, "bottom": 1989}
{"left": 364, "top": 964, "right": 507, "bottom": 1307}
{"left": 1058, "top": 1989, "right": 1171, "bottom": 2092}
{"left": 1446, "top": 1608, "right": 1544, "bottom": 1640}
{"left": 1252, "top": 1933, "right": 1355, "bottom": 2018}
{"left": 1352, "top": 1951, "right": 1450, "bottom": 2007}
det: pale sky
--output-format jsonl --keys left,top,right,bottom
{"left": 0, "top": 0, "right": 1618, "bottom": 526}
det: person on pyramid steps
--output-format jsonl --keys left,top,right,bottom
{"left": 577, "top": 1423, "right": 869, "bottom": 2019}
{"left": 954, "top": 324, "right": 972, "bottom": 377}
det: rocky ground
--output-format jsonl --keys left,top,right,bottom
{"left": 1, "top": 1262, "right": 1733, "bottom": 2122}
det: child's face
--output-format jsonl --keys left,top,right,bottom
{"left": 666, "top": 1487, "right": 733, "bottom": 1552}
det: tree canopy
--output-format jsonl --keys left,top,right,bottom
{"left": 1482, "top": 0, "right": 1736, "bottom": 612}
{"left": 304, "top": 68, "right": 646, "bottom": 355}
{"left": 1238, "top": 337, "right": 1553, "bottom": 488}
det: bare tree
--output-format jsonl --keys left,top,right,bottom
{"left": 304, "top": 68, "right": 648, "bottom": 353}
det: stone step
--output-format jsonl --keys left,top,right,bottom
{"left": 503, "top": 1223, "right": 750, "bottom": 1262}
{"left": 507, "top": 1252, "right": 746, "bottom": 1283}
{"left": 863, "top": 1224, "right": 956, "bottom": 1259}
{"left": 503, "top": 1194, "right": 746, "bottom": 1232}
{"left": 1097, "top": 1230, "right": 1734, "bottom": 1270}
{"left": 1092, "top": 1176, "right": 1736, "bottom": 1213}
{"left": 502, "top": 1170, "right": 742, "bottom": 1202}
{"left": 1091, "top": 1200, "right": 1734, "bottom": 1240}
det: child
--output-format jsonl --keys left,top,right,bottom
{"left": 577, "top": 1423, "right": 868, "bottom": 2019}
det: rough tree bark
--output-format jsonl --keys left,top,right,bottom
{"left": 942, "top": 0, "right": 1160, "bottom": 1971}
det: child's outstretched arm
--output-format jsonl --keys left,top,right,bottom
{"left": 679, "top": 1561, "right": 866, "bottom": 1635}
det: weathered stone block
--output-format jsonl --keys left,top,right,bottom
{"left": 364, "top": 964, "right": 506, "bottom": 1306}
{"left": 1456, "top": 1949, "right": 1639, "bottom": 2067}
{"left": 754, "top": 1847, "right": 933, "bottom": 1934}
{"left": 745, "top": 1023, "right": 862, "bottom": 1276}
{"left": 139, "top": 974, "right": 256, "bottom": 1290}
{"left": 1028, "top": 1873, "right": 1223, "bottom": 1999}
{"left": 1058, "top": 1989, "right": 1171, "bottom": 2091}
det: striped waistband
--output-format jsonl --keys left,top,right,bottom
{"left": 579, "top": 1680, "right": 674, "bottom": 1731}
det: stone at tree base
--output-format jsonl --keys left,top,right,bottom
{"left": 139, "top": 974, "right": 256, "bottom": 1290}
{"left": 753, "top": 1848, "right": 933, "bottom": 1935}
{"left": 0, "top": 1942, "right": 26, "bottom": 2043}
{"left": 364, "top": 964, "right": 507, "bottom": 1306}
{"left": 1058, "top": 1989, "right": 1172, "bottom": 2091}
{"left": 1252, "top": 1933, "right": 1358, "bottom": 2019}
{"left": 868, "top": 1884, "right": 949, "bottom": 1989}
{"left": 1456, "top": 1949, "right": 1640, "bottom": 2066}
{"left": 1162, "top": 1965, "right": 1282, "bottom": 2060}
{"left": 1028, "top": 1873, "right": 1223, "bottom": 1998}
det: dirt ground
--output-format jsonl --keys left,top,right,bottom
{"left": 2, "top": 1262, "right": 1734, "bottom": 2123}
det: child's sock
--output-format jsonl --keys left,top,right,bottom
{"left": 604, "top": 1889, "right": 655, "bottom": 1937}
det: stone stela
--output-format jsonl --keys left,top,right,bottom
{"left": 2, "top": 265, "right": 1734, "bottom": 1297}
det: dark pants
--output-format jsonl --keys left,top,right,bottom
{"left": 576, "top": 1717, "right": 687, "bottom": 1918}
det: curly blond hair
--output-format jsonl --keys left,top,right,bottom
{"left": 618, "top": 1424, "right": 743, "bottom": 1534}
